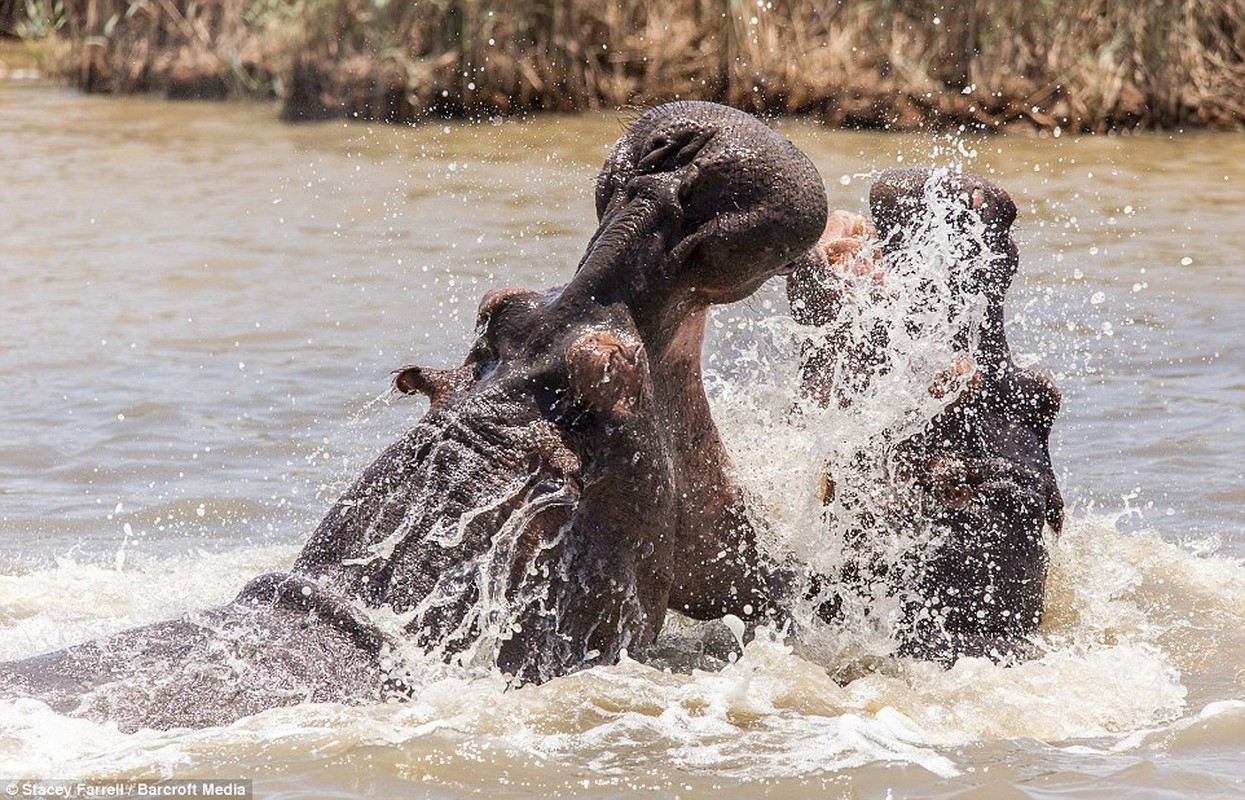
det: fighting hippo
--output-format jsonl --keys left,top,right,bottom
{"left": 0, "top": 101, "right": 827, "bottom": 731}
{"left": 787, "top": 168, "right": 1062, "bottom": 663}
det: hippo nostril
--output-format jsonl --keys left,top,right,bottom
{"left": 636, "top": 126, "right": 714, "bottom": 174}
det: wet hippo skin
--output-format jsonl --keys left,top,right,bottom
{"left": 0, "top": 101, "right": 828, "bottom": 731}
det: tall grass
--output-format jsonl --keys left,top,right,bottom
{"left": 22, "top": 0, "right": 1245, "bottom": 131}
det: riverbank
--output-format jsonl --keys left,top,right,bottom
{"left": 11, "top": 0, "right": 1245, "bottom": 132}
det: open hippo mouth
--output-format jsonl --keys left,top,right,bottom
{"left": 295, "top": 101, "right": 829, "bottom": 683}
{"left": 0, "top": 100, "right": 831, "bottom": 731}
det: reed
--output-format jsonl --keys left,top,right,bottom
{"left": 21, "top": 0, "right": 1245, "bottom": 131}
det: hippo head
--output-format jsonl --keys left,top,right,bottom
{"left": 877, "top": 170, "right": 1062, "bottom": 662}
{"left": 584, "top": 101, "right": 828, "bottom": 318}
{"left": 790, "top": 167, "right": 1063, "bottom": 664}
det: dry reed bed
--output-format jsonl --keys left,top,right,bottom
{"left": 20, "top": 0, "right": 1245, "bottom": 131}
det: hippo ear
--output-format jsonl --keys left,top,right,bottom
{"left": 392, "top": 365, "right": 428, "bottom": 395}
{"left": 565, "top": 331, "right": 651, "bottom": 420}
{"left": 392, "top": 363, "right": 473, "bottom": 412}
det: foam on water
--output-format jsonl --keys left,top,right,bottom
{"left": 0, "top": 547, "right": 298, "bottom": 662}
{"left": 1, "top": 511, "right": 1240, "bottom": 784}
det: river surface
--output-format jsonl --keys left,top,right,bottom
{"left": 1, "top": 82, "right": 1244, "bottom": 797}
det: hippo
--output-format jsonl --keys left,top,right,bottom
{"left": 0, "top": 101, "right": 827, "bottom": 731}
{"left": 787, "top": 168, "right": 1062, "bottom": 664}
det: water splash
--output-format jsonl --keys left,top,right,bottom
{"left": 713, "top": 167, "right": 1020, "bottom": 661}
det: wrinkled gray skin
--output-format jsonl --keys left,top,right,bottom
{"left": 788, "top": 168, "right": 1062, "bottom": 664}
{"left": 0, "top": 101, "right": 827, "bottom": 731}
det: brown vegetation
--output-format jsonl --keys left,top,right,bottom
{"left": 17, "top": 0, "right": 1245, "bottom": 131}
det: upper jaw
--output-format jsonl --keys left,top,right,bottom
{"left": 588, "top": 101, "right": 829, "bottom": 307}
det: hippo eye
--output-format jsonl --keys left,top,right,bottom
{"left": 469, "top": 337, "right": 495, "bottom": 362}
{"left": 467, "top": 337, "right": 498, "bottom": 382}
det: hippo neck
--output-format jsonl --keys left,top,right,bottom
{"left": 643, "top": 304, "right": 715, "bottom": 436}
{"left": 558, "top": 212, "right": 728, "bottom": 464}
{"left": 557, "top": 269, "right": 709, "bottom": 389}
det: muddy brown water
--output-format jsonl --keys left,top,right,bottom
{"left": 2, "top": 83, "right": 1244, "bottom": 797}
